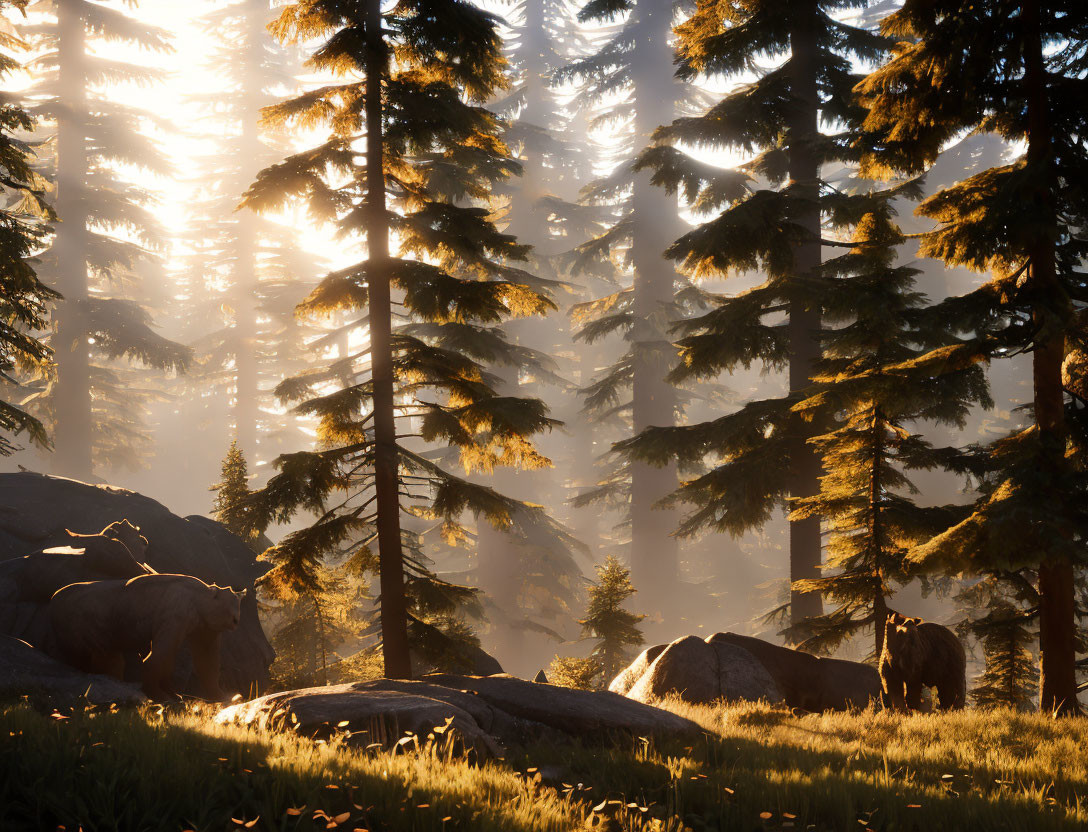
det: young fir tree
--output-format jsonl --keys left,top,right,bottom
{"left": 557, "top": 0, "right": 700, "bottom": 619}
{"left": 210, "top": 439, "right": 263, "bottom": 551}
{"left": 618, "top": 0, "right": 888, "bottom": 629}
{"left": 0, "top": 3, "right": 58, "bottom": 456}
{"left": 268, "top": 561, "right": 369, "bottom": 689}
{"left": 580, "top": 555, "right": 645, "bottom": 683}
{"left": 857, "top": 0, "right": 1088, "bottom": 714}
{"left": 22, "top": 0, "right": 190, "bottom": 477}
{"left": 971, "top": 604, "right": 1039, "bottom": 711}
{"left": 240, "top": 0, "right": 562, "bottom": 679}
{"left": 786, "top": 193, "right": 991, "bottom": 658}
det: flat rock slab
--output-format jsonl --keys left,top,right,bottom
{"left": 217, "top": 674, "right": 705, "bottom": 755}
{"left": 0, "top": 636, "right": 145, "bottom": 707}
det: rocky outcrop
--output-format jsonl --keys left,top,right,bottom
{"left": 0, "top": 636, "right": 145, "bottom": 707}
{"left": 611, "top": 635, "right": 783, "bottom": 706}
{"left": 217, "top": 673, "right": 705, "bottom": 755}
{"left": 708, "top": 632, "right": 881, "bottom": 711}
{"left": 0, "top": 472, "right": 274, "bottom": 697}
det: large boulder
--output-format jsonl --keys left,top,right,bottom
{"left": 217, "top": 673, "right": 705, "bottom": 754}
{"left": 709, "top": 632, "right": 881, "bottom": 711}
{"left": 0, "top": 636, "right": 145, "bottom": 707}
{"left": 0, "top": 472, "right": 274, "bottom": 698}
{"left": 612, "top": 634, "right": 783, "bottom": 706}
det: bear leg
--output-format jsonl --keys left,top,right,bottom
{"left": 905, "top": 681, "right": 925, "bottom": 712}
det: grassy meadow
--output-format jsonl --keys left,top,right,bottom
{"left": 1, "top": 697, "right": 1086, "bottom": 831}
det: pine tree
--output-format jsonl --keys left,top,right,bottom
{"left": 267, "top": 561, "right": 369, "bottom": 689}
{"left": 858, "top": 0, "right": 1088, "bottom": 714}
{"left": 618, "top": 0, "right": 889, "bottom": 629}
{"left": 786, "top": 192, "right": 990, "bottom": 658}
{"left": 0, "top": 2, "right": 58, "bottom": 456}
{"left": 240, "top": 0, "right": 563, "bottom": 678}
{"left": 968, "top": 599, "right": 1038, "bottom": 711}
{"left": 22, "top": 0, "right": 191, "bottom": 478}
{"left": 581, "top": 555, "right": 645, "bottom": 682}
{"left": 180, "top": 0, "right": 317, "bottom": 467}
{"left": 210, "top": 440, "right": 262, "bottom": 550}
{"left": 471, "top": 0, "right": 592, "bottom": 674}
{"left": 557, "top": 0, "right": 699, "bottom": 618}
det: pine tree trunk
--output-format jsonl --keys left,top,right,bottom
{"left": 232, "top": 2, "right": 264, "bottom": 461}
{"left": 51, "top": 0, "right": 94, "bottom": 481}
{"left": 871, "top": 409, "right": 887, "bottom": 659}
{"left": 365, "top": 0, "right": 411, "bottom": 680}
{"left": 786, "top": 1, "right": 823, "bottom": 628}
{"left": 628, "top": 1, "right": 681, "bottom": 618}
{"left": 1023, "top": 0, "right": 1077, "bottom": 716}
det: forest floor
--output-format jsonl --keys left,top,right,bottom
{"left": 1, "top": 697, "right": 1085, "bottom": 831}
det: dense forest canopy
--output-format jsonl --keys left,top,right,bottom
{"left": 0, "top": 0, "right": 1084, "bottom": 712}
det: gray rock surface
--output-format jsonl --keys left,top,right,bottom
{"left": 217, "top": 673, "right": 705, "bottom": 755}
{"left": 0, "top": 472, "right": 274, "bottom": 697}
{"left": 614, "top": 634, "right": 783, "bottom": 706}
{"left": 708, "top": 632, "right": 881, "bottom": 711}
{"left": 0, "top": 636, "right": 145, "bottom": 706}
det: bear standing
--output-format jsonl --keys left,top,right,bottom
{"left": 879, "top": 612, "right": 966, "bottom": 711}
{"left": 47, "top": 573, "right": 244, "bottom": 701}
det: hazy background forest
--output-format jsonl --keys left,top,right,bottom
{"left": 0, "top": 0, "right": 1051, "bottom": 691}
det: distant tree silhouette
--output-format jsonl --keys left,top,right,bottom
{"left": 0, "top": 1, "right": 58, "bottom": 456}
{"left": 558, "top": 0, "right": 701, "bottom": 621}
{"left": 22, "top": 0, "right": 190, "bottom": 478}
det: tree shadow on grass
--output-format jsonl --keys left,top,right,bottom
{"left": 0, "top": 704, "right": 576, "bottom": 832}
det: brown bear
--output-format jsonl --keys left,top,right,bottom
{"left": 47, "top": 573, "right": 245, "bottom": 701}
{"left": 0, "top": 520, "right": 153, "bottom": 607}
{"left": 879, "top": 612, "right": 966, "bottom": 711}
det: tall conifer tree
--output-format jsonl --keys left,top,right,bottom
{"left": 241, "top": 0, "right": 562, "bottom": 678}
{"left": 181, "top": 0, "right": 316, "bottom": 466}
{"left": 470, "top": 0, "right": 590, "bottom": 672}
{"left": 558, "top": 0, "right": 696, "bottom": 619}
{"left": 857, "top": 0, "right": 1088, "bottom": 714}
{"left": 23, "top": 0, "right": 190, "bottom": 477}
{"left": 787, "top": 192, "right": 989, "bottom": 657}
{"left": 0, "top": 0, "right": 58, "bottom": 455}
{"left": 621, "top": 0, "right": 888, "bottom": 628}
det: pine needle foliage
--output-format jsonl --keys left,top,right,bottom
{"left": 968, "top": 599, "right": 1039, "bottom": 711}
{"left": 241, "top": 0, "right": 562, "bottom": 677}
{"left": 856, "top": 0, "right": 1088, "bottom": 714}
{"left": 20, "top": 0, "right": 191, "bottom": 477}
{"left": 579, "top": 555, "right": 644, "bottom": 683}
{"left": 267, "top": 561, "right": 370, "bottom": 690}
{"left": 621, "top": 0, "right": 891, "bottom": 628}
{"left": 786, "top": 194, "right": 991, "bottom": 658}
{"left": 210, "top": 440, "right": 263, "bottom": 552}
{"left": 0, "top": 2, "right": 58, "bottom": 457}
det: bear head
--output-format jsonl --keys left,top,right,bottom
{"left": 884, "top": 612, "right": 924, "bottom": 669}
{"left": 200, "top": 585, "right": 246, "bottom": 632}
{"left": 102, "top": 519, "right": 150, "bottom": 560}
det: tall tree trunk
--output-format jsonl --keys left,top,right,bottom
{"left": 51, "top": 0, "right": 94, "bottom": 481}
{"left": 232, "top": 0, "right": 264, "bottom": 460}
{"left": 786, "top": 1, "right": 823, "bottom": 628}
{"left": 1023, "top": 0, "right": 1077, "bottom": 715}
{"left": 628, "top": 1, "right": 681, "bottom": 619}
{"left": 365, "top": 0, "right": 410, "bottom": 679}
{"left": 871, "top": 408, "right": 886, "bottom": 659}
